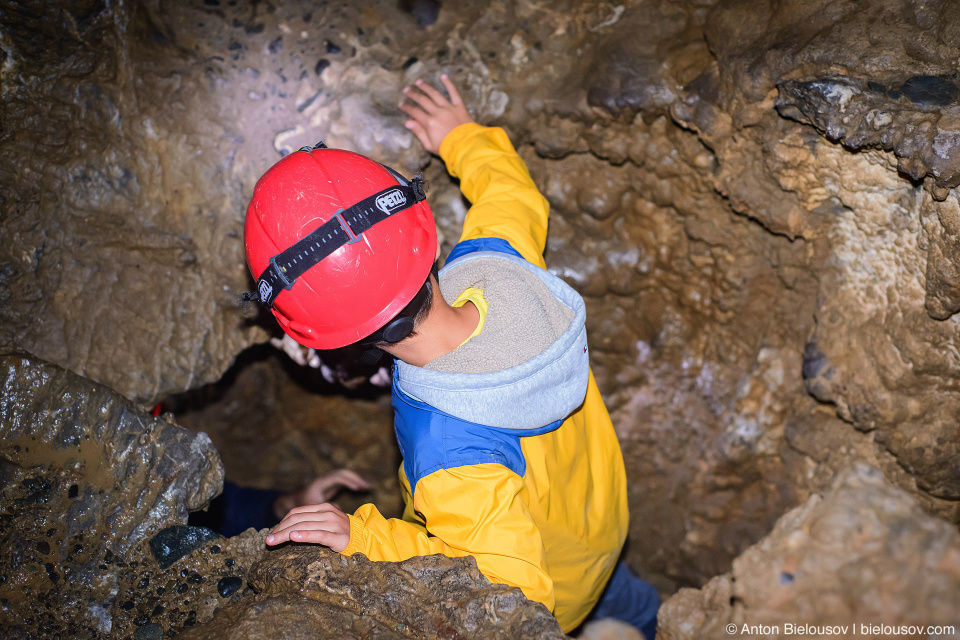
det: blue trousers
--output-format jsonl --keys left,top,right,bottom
{"left": 188, "top": 481, "right": 282, "bottom": 538}
{"left": 585, "top": 562, "right": 660, "bottom": 639}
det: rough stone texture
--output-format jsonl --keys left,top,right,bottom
{"left": 776, "top": 75, "right": 960, "bottom": 195}
{"left": 671, "top": 0, "right": 960, "bottom": 505}
{"left": 0, "top": 1, "right": 269, "bottom": 404}
{"left": 657, "top": 465, "right": 960, "bottom": 640}
{"left": 3, "top": 0, "right": 960, "bottom": 609}
{"left": 179, "top": 546, "right": 566, "bottom": 640}
{"left": 0, "top": 351, "right": 268, "bottom": 639}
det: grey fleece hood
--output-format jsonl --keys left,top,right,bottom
{"left": 395, "top": 251, "right": 590, "bottom": 431}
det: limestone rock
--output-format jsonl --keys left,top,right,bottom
{"left": 776, "top": 74, "right": 960, "bottom": 321}
{"left": 0, "top": 351, "right": 265, "bottom": 639}
{"left": 0, "top": 1, "right": 266, "bottom": 404}
{"left": 658, "top": 465, "right": 960, "bottom": 640}
{"left": 180, "top": 546, "right": 567, "bottom": 640}
{"left": 669, "top": 0, "right": 960, "bottom": 507}
{"left": 777, "top": 75, "right": 960, "bottom": 193}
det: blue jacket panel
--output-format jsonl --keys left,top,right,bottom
{"left": 445, "top": 236, "right": 523, "bottom": 263}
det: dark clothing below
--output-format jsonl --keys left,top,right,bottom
{"left": 188, "top": 481, "right": 281, "bottom": 538}
{"left": 585, "top": 562, "right": 660, "bottom": 639}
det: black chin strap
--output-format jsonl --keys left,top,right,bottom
{"left": 243, "top": 152, "right": 426, "bottom": 308}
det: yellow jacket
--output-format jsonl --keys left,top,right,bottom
{"left": 342, "top": 123, "right": 629, "bottom": 632}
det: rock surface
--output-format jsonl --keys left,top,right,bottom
{"left": 0, "top": 1, "right": 273, "bottom": 405}
{"left": 670, "top": 0, "right": 960, "bottom": 509}
{"left": 179, "top": 546, "right": 566, "bottom": 640}
{"left": 0, "top": 351, "right": 569, "bottom": 639}
{"left": 657, "top": 465, "right": 960, "bottom": 639}
{"left": 0, "top": 351, "right": 267, "bottom": 639}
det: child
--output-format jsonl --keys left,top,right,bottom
{"left": 244, "top": 75, "right": 659, "bottom": 637}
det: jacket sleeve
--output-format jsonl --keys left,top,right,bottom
{"left": 438, "top": 123, "right": 550, "bottom": 269}
{"left": 341, "top": 462, "right": 555, "bottom": 611}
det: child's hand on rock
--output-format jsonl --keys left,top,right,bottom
{"left": 266, "top": 502, "right": 351, "bottom": 552}
{"left": 400, "top": 74, "right": 473, "bottom": 154}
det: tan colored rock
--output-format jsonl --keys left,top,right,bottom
{"left": 678, "top": 0, "right": 960, "bottom": 504}
{"left": 658, "top": 465, "right": 960, "bottom": 640}
{"left": 180, "top": 546, "right": 566, "bottom": 640}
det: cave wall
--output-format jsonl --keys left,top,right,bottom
{"left": 2, "top": 0, "right": 959, "bottom": 594}
{"left": 659, "top": 465, "right": 960, "bottom": 639}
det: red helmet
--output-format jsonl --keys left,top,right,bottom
{"left": 243, "top": 143, "right": 437, "bottom": 349}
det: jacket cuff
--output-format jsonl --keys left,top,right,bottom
{"left": 340, "top": 513, "right": 366, "bottom": 556}
{"left": 438, "top": 122, "right": 488, "bottom": 178}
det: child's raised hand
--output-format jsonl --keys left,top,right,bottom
{"left": 400, "top": 74, "right": 473, "bottom": 154}
{"left": 265, "top": 502, "right": 351, "bottom": 552}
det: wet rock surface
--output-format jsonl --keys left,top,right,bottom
{"left": 179, "top": 545, "right": 566, "bottom": 640}
{"left": 2, "top": 0, "right": 960, "bottom": 633}
{"left": 0, "top": 351, "right": 266, "bottom": 639}
{"left": 658, "top": 465, "right": 960, "bottom": 639}
{"left": 150, "top": 526, "right": 224, "bottom": 570}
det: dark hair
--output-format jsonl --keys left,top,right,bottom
{"left": 411, "top": 271, "right": 436, "bottom": 329}
{"left": 372, "top": 261, "right": 438, "bottom": 347}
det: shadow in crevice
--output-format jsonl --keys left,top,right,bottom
{"left": 163, "top": 340, "right": 391, "bottom": 418}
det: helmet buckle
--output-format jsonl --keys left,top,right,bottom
{"left": 410, "top": 176, "right": 426, "bottom": 201}
{"left": 333, "top": 208, "right": 363, "bottom": 244}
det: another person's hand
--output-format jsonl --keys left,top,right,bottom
{"left": 400, "top": 74, "right": 473, "bottom": 154}
{"left": 300, "top": 469, "right": 371, "bottom": 503}
{"left": 265, "top": 502, "right": 351, "bottom": 552}
{"left": 272, "top": 469, "right": 370, "bottom": 520}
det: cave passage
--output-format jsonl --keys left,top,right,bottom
{"left": 2, "top": 0, "right": 960, "bottom": 638}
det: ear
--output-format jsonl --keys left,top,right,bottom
{"left": 435, "top": 239, "right": 441, "bottom": 260}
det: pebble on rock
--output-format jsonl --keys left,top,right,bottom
{"left": 217, "top": 576, "right": 243, "bottom": 598}
{"left": 148, "top": 526, "right": 221, "bottom": 570}
{"left": 134, "top": 623, "right": 164, "bottom": 640}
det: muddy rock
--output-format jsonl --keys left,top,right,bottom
{"left": 0, "top": 351, "right": 265, "bottom": 638}
{"left": 173, "top": 595, "right": 408, "bottom": 640}
{"left": 657, "top": 464, "right": 960, "bottom": 640}
{"left": 108, "top": 527, "right": 265, "bottom": 640}
{"left": 179, "top": 545, "right": 566, "bottom": 640}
